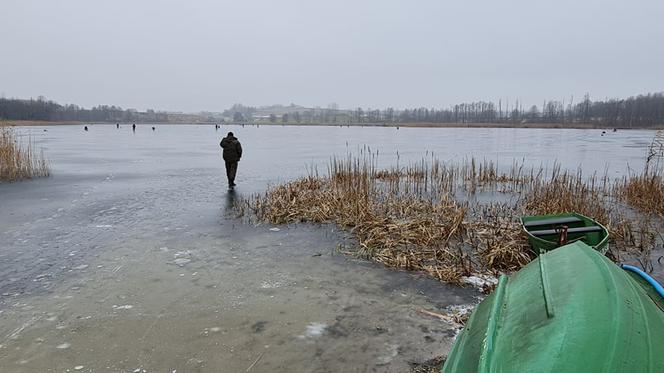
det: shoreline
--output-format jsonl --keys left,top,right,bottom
{"left": 3, "top": 119, "right": 662, "bottom": 130}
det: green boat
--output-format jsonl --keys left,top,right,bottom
{"left": 441, "top": 241, "right": 664, "bottom": 373}
{"left": 520, "top": 212, "right": 609, "bottom": 254}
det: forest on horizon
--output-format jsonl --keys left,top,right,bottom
{"left": 1, "top": 92, "right": 663, "bottom": 128}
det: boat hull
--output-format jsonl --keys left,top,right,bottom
{"left": 442, "top": 241, "right": 664, "bottom": 373}
{"left": 520, "top": 212, "right": 609, "bottom": 254}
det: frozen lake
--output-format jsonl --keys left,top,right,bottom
{"left": 23, "top": 124, "right": 656, "bottom": 186}
{"left": 0, "top": 124, "right": 657, "bottom": 372}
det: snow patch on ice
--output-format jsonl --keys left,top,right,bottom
{"left": 113, "top": 304, "right": 133, "bottom": 310}
{"left": 260, "top": 280, "right": 283, "bottom": 289}
{"left": 447, "top": 303, "right": 476, "bottom": 315}
{"left": 461, "top": 274, "right": 498, "bottom": 288}
{"left": 173, "top": 250, "right": 193, "bottom": 266}
{"left": 300, "top": 322, "right": 327, "bottom": 338}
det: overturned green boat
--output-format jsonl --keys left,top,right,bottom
{"left": 520, "top": 212, "right": 609, "bottom": 254}
{"left": 442, "top": 241, "right": 664, "bottom": 373}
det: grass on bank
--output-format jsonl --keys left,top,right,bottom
{"left": 0, "top": 124, "right": 50, "bottom": 182}
{"left": 237, "top": 137, "right": 663, "bottom": 373}
{"left": 616, "top": 170, "right": 664, "bottom": 218}
{"left": 238, "top": 153, "right": 660, "bottom": 285}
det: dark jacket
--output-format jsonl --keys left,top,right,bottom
{"left": 220, "top": 135, "right": 242, "bottom": 162}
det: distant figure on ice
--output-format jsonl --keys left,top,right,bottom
{"left": 116, "top": 123, "right": 119, "bottom": 129}
{"left": 152, "top": 126, "right": 155, "bottom": 131}
{"left": 132, "top": 123, "right": 136, "bottom": 131}
{"left": 220, "top": 132, "right": 242, "bottom": 188}
{"left": 84, "top": 126, "right": 88, "bottom": 131}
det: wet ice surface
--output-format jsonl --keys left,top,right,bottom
{"left": 0, "top": 125, "right": 658, "bottom": 372}
{"left": 0, "top": 223, "right": 473, "bottom": 372}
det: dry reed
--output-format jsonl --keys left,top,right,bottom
{"left": 467, "top": 204, "right": 532, "bottom": 272}
{"left": 616, "top": 170, "right": 664, "bottom": 218}
{"left": 248, "top": 157, "right": 473, "bottom": 283}
{"left": 0, "top": 124, "right": 50, "bottom": 182}
{"left": 240, "top": 153, "right": 659, "bottom": 284}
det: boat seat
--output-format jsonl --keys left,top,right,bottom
{"left": 523, "top": 216, "right": 583, "bottom": 227}
{"left": 530, "top": 226, "right": 603, "bottom": 237}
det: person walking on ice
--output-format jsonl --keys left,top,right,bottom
{"left": 220, "top": 132, "right": 242, "bottom": 187}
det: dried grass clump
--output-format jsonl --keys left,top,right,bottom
{"left": 616, "top": 171, "right": 664, "bottom": 218}
{"left": 467, "top": 204, "right": 532, "bottom": 272}
{"left": 522, "top": 167, "right": 610, "bottom": 223}
{"left": 0, "top": 124, "right": 50, "bottom": 182}
{"left": 242, "top": 153, "right": 660, "bottom": 285}
{"left": 245, "top": 155, "right": 545, "bottom": 284}
{"left": 247, "top": 157, "right": 475, "bottom": 283}
{"left": 460, "top": 158, "right": 531, "bottom": 194}
{"left": 250, "top": 176, "right": 329, "bottom": 224}
{"left": 409, "top": 356, "right": 447, "bottom": 373}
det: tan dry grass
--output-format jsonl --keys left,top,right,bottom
{"left": 241, "top": 154, "right": 659, "bottom": 284}
{"left": 245, "top": 156, "right": 535, "bottom": 283}
{"left": 467, "top": 204, "right": 532, "bottom": 272}
{"left": 0, "top": 124, "right": 50, "bottom": 182}
{"left": 248, "top": 163, "right": 472, "bottom": 283}
{"left": 616, "top": 171, "right": 664, "bottom": 218}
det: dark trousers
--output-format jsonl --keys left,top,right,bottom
{"left": 225, "top": 161, "right": 238, "bottom": 184}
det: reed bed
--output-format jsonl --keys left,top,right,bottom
{"left": 0, "top": 124, "right": 50, "bottom": 182}
{"left": 523, "top": 167, "right": 608, "bottom": 220}
{"left": 249, "top": 158, "right": 472, "bottom": 283}
{"left": 616, "top": 170, "right": 664, "bottom": 218}
{"left": 241, "top": 153, "right": 660, "bottom": 284}
{"left": 466, "top": 203, "right": 532, "bottom": 273}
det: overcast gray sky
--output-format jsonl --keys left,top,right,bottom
{"left": 1, "top": 0, "right": 663, "bottom": 112}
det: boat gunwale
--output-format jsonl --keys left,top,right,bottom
{"left": 519, "top": 212, "right": 609, "bottom": 253}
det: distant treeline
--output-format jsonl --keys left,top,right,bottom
{"left": 2, "top": 92, "right": 664, "bottom": 127}
{"left": 0, "top": 96, "right": 215, "bottom": 123}
{"left": 376, "top": 93, "right": 664, "bottom": 127}
{"left": 227, "top": 93, "right": 664, "bottom": 128}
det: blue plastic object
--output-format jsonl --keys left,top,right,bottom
{"left": 621, "top": 264, "right": 664, "bottom": 299}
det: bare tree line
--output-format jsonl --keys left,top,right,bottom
{"left": 2, "top": 92, "right": 664, "bottom": 128}
{"left": 361, "top": 93, "right": 664, "bottom": 127}
{"left": 227, "top": 92, "right": 664, "bottom": 128}
{"left": 0, "top": 96, "right": 200, "bottom": 123}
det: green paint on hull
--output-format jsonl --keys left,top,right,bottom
{"left": 520, "top": 212, "right": 609, "bottom": 254}
{"left": 442, "top": 241, "right": 664, "bottom": 373}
